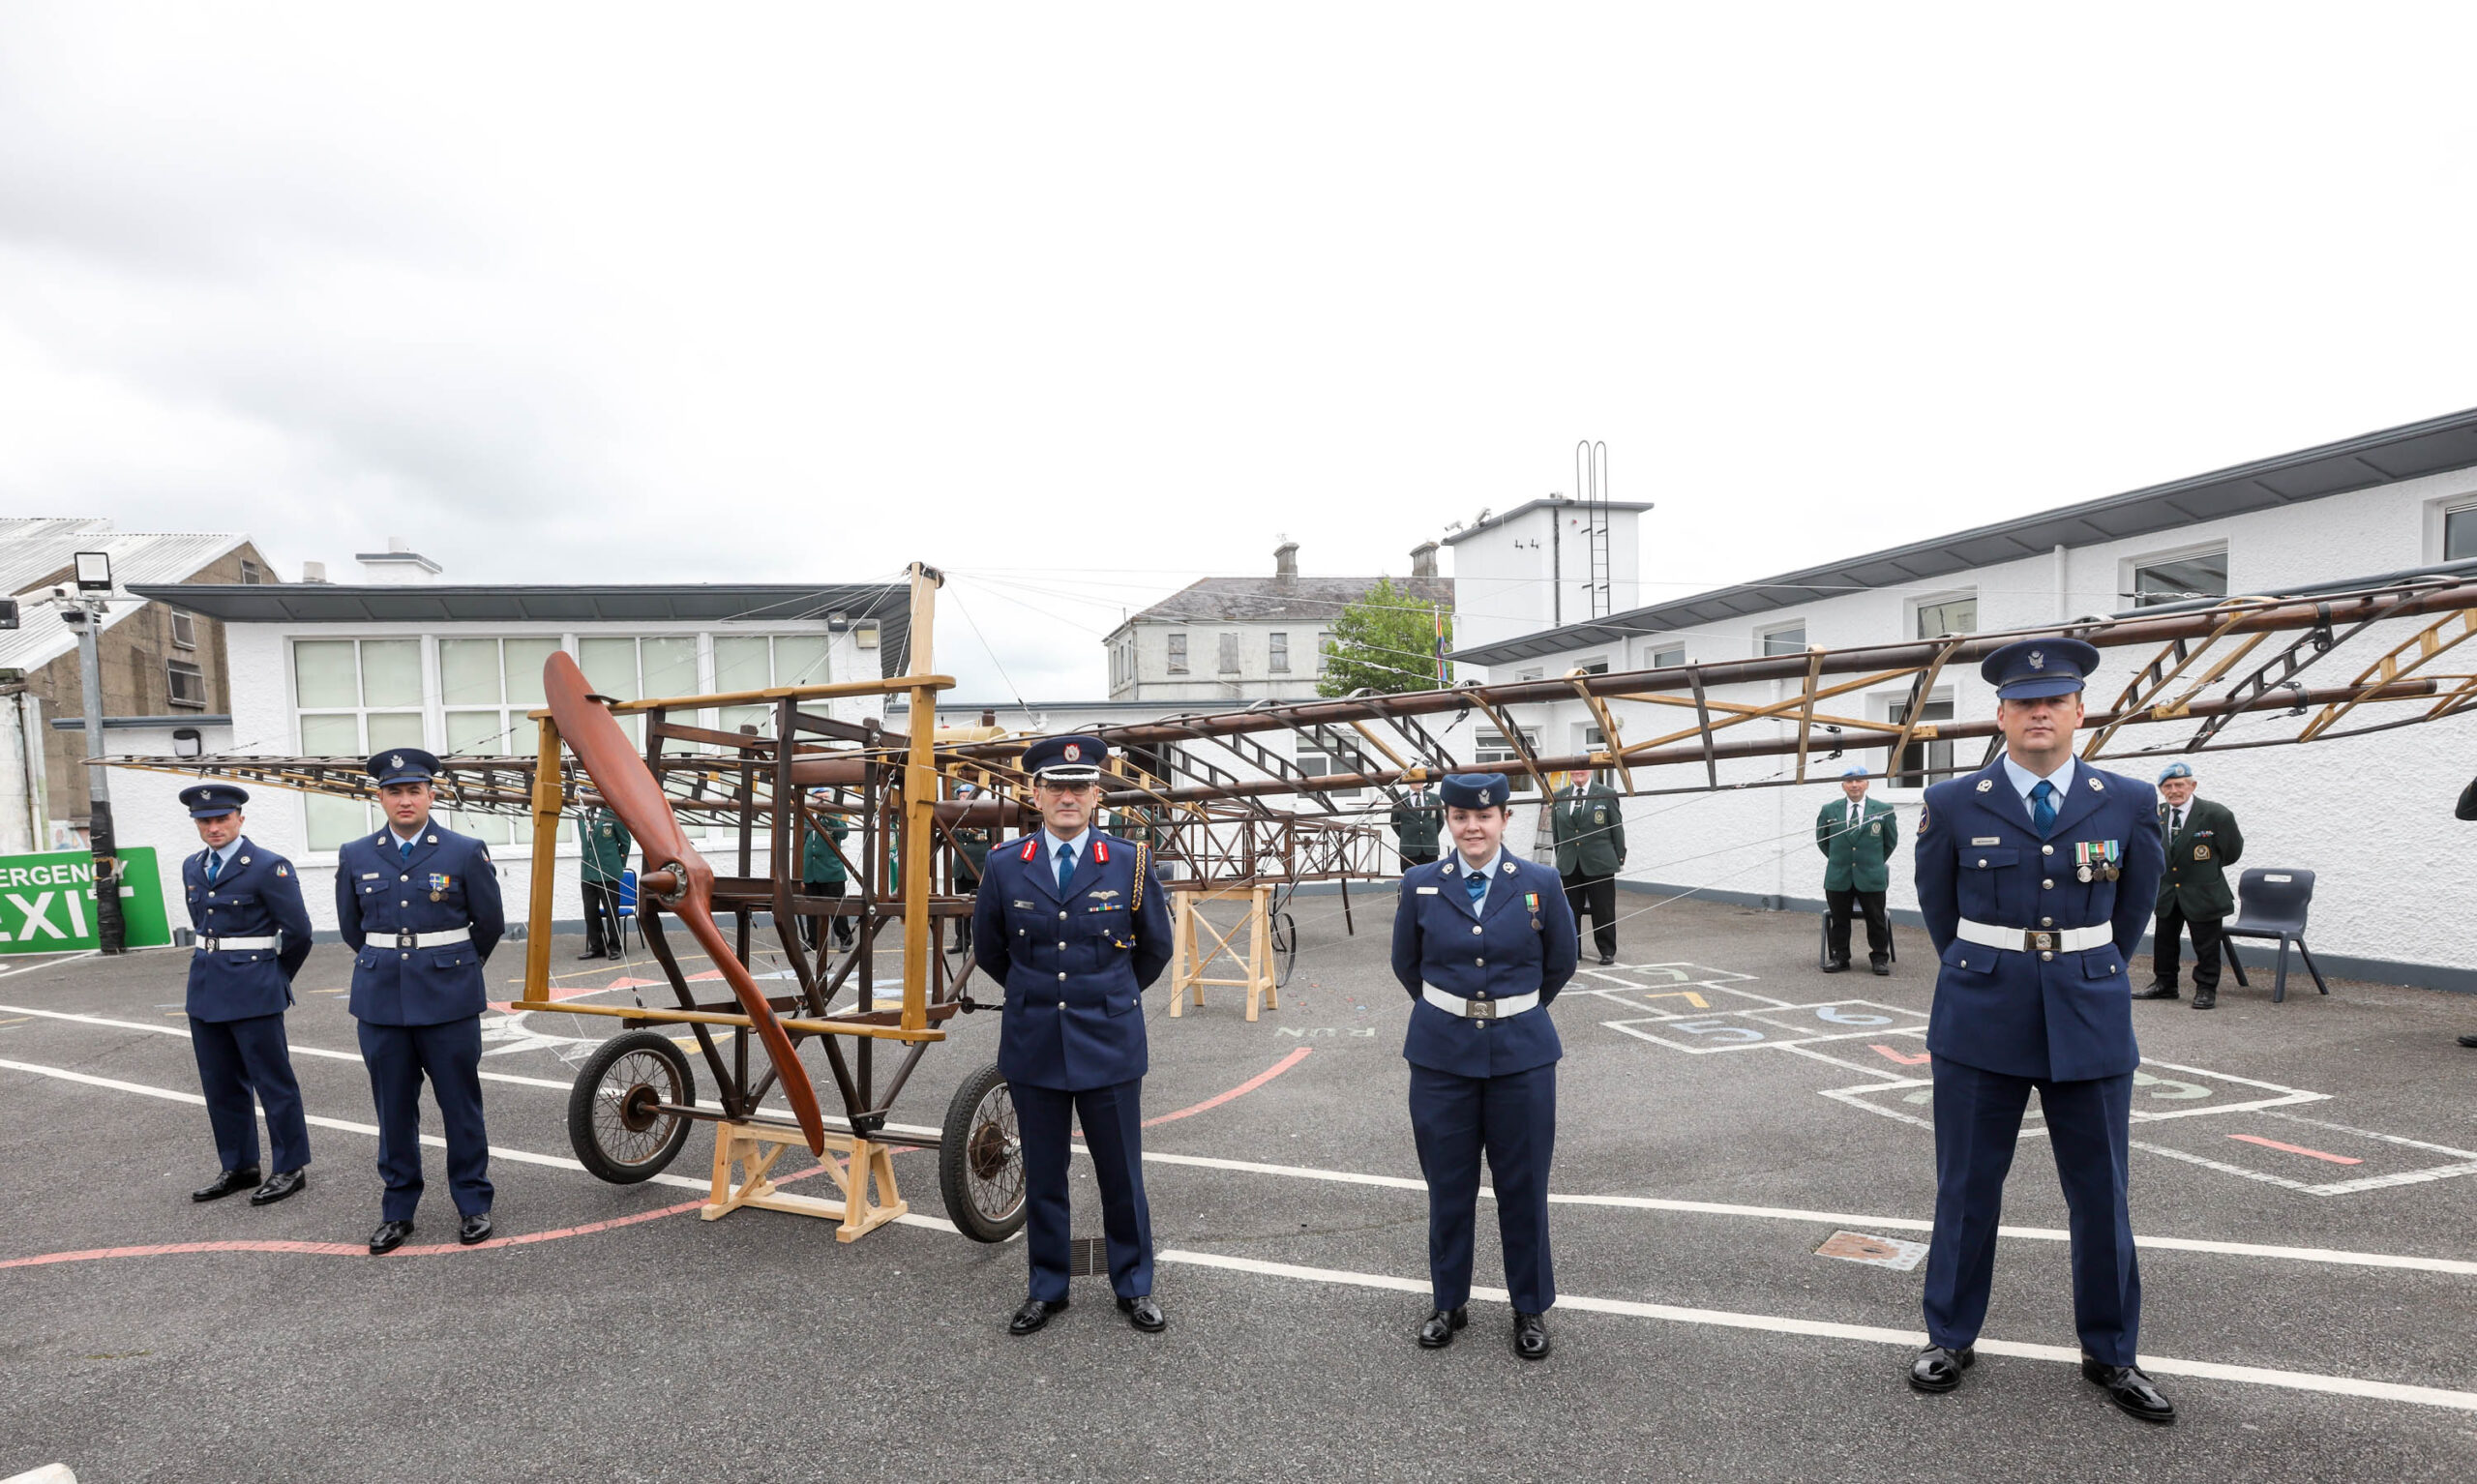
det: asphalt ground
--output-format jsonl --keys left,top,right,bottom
{"left": 4, "top": 894, "right": 2476, "bottom": 1483}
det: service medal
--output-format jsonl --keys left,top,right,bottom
{"left": 2077, "top": 865, "right": 2093, "bottom": 883}
{"left": 430, "top": 891, "right": 443, "bottom": 902}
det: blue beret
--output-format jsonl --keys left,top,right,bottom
{"left": 1439, "top": 772, "right": 1510, "bottom": 809}
{"left": 368, "top": 748, "right": 442, "bottom": 786}
{"left": 1022, "top": 734, "right": 1107, "bottom": 780}
{"left": 178, "top": 784, "right": 247, "bottom": 817}
{"left": 2157, "top": 761, "right": 2193, "bottom": 782}
{"left": 1980, "top": 638, "right": 2101, "bottom": 701}
{"left": 1841, "top": 763, "right": 1868, "bottom": 779}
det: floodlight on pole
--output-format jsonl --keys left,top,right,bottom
{"left": 74, "top": 551, "right": 112, "bottom": 592}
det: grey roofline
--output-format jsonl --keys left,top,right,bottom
{"left": 48, "top": 714, "right": 232, "bottom": 730}
{"left": 1452, "top": 405, "right": 2477, "bottom": 667}
{"left": 1440, "top": 495, "right": 1656, "bottom": 547}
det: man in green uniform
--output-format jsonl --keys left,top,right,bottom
{"left": 1549, "top": 767, "right": 1626, "bottom": 965}
{"left": 579, "top": 805, "right": 632, "bottom": 961}
{"left": 953, "top": 783, "right": 994, "bottom": 954}
{"left": 1390, "top": 780, "right": 1443, "bottom": 870}
{"left": 2134, "top": 761, "right": 2243, "bottom": 1009}
{"left": 803, "top": 789, "right": 855, "bottom": 952}
{"left": 1815, "top": 763, "right": 1898, "bottom": 974}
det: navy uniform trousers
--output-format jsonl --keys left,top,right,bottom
{"left": 194, "top": 1016, "right": 312, "bottom": 1174}
{"left": 357, "top": 1018, "right": 493, "bottom": 1222}
{"left": 1408, "top": 1062, "right": 1556, "bottom": 1313}
{"left": 1012, "top": 1081, "right": 1153, "bottom": 1303}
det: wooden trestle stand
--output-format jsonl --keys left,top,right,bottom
{"left": 702, "top": 1122, "right": 907, "bottom": 1242}
{"left": 1167, "top": 882, "right": 1278, "bottom": 1022}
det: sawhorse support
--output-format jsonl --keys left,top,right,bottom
{"left": 1167, "top": 882, "right": 1278, "bottom": 1022}
{"left": 701, "top": 1120, "right": 908, "bottom": 1243}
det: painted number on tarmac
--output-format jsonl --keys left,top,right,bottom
{"left": 1601, "top": 1000, "right": 1928, "bottom": 1054}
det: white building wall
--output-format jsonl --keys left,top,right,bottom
{"left": 1470, "top": 462, "right": 2477, "bottom": 982}
{"left": 1113, "top": 619, "right": 1333, "bottom": 702}
{"left": 1447, "top": 502, "right": 1644, "bottom": 654}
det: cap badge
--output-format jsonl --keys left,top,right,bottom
{"left": 2028, "top": 650, "right": 2045, "bottom": 670}
{"left": 1062, "top": 743, "right": 1081, "bottom": 761}
{"left": 391, "top": 754, "right": 404, "bottom": 768}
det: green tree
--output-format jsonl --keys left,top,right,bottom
{"left": 1317, "top": 578, "right": 1452, "bottom": 697}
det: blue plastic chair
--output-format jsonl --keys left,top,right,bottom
{"left": 612, "top": 868, "right": 638, "bottom": 956}
{"left": 2220, "top": 868, "right": 2327, "bottom": 1003}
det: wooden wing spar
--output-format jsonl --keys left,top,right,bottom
{"left": 541, "top": 647, "right": 829, "bottom": 1155}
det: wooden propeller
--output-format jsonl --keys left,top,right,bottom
{"left": 542, "top": 650, "right": 827, "bottom": 1155}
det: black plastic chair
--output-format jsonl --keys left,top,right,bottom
{"left": 1818, "top": 908, "right": 1896, "bottom": 969}
{"left": 2220, "top": 868, "right": 2328, "bottom": 1003}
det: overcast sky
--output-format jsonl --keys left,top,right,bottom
{"left": 4, "top": 3, "right": 2472, "bottom": 699}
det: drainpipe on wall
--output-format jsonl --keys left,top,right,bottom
{"left": 2054, "top": 544, "right": 2069, "bottom": 622}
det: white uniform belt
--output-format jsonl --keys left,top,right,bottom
{"left": 1422, "top": 984, "right": 1540, "bottom": 1021}
{"left": 1955, "top": 919, "right": 2110, "bottom": 954}
{"left": 382, "top": 928, "right": 471, "bottom": 949}
{"left": 194, "top": 935, "right": 278, "bottom": 952}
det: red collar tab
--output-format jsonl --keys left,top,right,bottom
{"left": 1092, "top": 838, "right": 1110, "bottom": 863}
{"left": 1019, "top": 838, "right": 1039, "bottom": 862}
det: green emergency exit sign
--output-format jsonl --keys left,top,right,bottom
{"left": 0, "top": 846, "right": 171, "bottom": 953}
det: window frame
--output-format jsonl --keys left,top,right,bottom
{"left": 1473, "top": 727, "right": 1538, "bottom": 793}
{"left": 1883, "top": 690, "right": 1956, "bottom": 793}
{"left": 1647, "top": 642, "right": 1686, "bottom": 669}
{"left": 1908, "top": 588, "right": 1978, "bottom": 640}
{"left": 2438, "top": 496, "right": 2477, "bottom": 564}
{"left": 1268, "top": 631, "right": 1290, "bottom": 672}
{"left": 169, "top": 610, "right": 198, "bottom": 650}
{"left": 1757, "top": 619, "right": 1809, "bottom": 657}
{"left": 1216, "top": 630, "right": 1241, "bottom": 674}
{"left": 2121, "top": 541, "right": 2230, "bottom": 609}
{"left": 1166, "top": 633, "right": 1188, "bottom": 674}
{"left": 165, "top": 658, "right": 207, "bottom": 708}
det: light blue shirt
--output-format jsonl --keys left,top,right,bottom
{"left": 1447, "top": 846, "right": 1507, "bottom": 913}
{"left": 203, "top": 838, "right": 242, "bottom": 878}
{"left": 2000, "top": 753, "right": 2078, "bottom": 805}
{"left": 1041, "top": 826, "right": 1090, "bottom": 880}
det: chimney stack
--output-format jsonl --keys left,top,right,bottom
{"left": 1273, "top": 539, "right": 1298, "bottom": 584}
{"left": 1410, "top": 541, "right": 1439, "bottom": 579}
{"left": 301, "top": 561, "right": 328, "bottom": 583}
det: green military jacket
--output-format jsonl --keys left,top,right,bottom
{"left": 581, "top": 809, "right": 632, "bottom": 885}
{"left": 1815, "top": 795, "right": 1898, "bottom": 893}
{"left": 1549, "top": 782, "right": 1626, "bottom": 878}
{"left": 1390, "top": 787, "right": 1443, "bottom": 854}
{"left": 802, "top": 815, "right": 851, "bottom": 886}
{"left": 952, "top": 824, "right": 993, "bottom": 886}
{"left": 2157, "top": 796, "right": 2243, "bottom": 918}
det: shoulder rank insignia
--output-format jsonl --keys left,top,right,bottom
{"left": 1918, "top": 805, "right": 1929, "bottom": 831}
{"left": 2088, "top": 777, "right": 2104, "bottom": 790}
{"left": 1975, "top": 780, "right": 1992, "bottom": 792}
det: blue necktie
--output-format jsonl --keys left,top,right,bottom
{"left": 1465, "top": 870, "right": 1486, "bottom": 910}
{"left": 399, "top": 837, "right": 412, "bottom": 862}
{"left": 205, "top": 851, "right": 223, "bottom": 884}
{"left": 1055, "top": 843, "right": 1074, "bottom": 893}
{"left": 2031, "top": 780, "right": 2057, "bottom": 836}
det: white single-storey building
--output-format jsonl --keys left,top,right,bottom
{"left": 1447, "top": 406, "right": 2477, "bottom": 992}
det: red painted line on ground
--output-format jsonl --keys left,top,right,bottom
{"left": 1867, "top": 1044, "right": 1931, "bottom": 1066}
{"left": 1143, "top": 1048, "right": 1312, "bottom": 1128}
{"left": 2227, "top": 1133, "right": 2363, "bottom": 1166}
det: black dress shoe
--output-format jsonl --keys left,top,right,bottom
{"left": 1512, "top": 1312, "right": 1551, "bottom": 1360}
{"left": 458, "top": 1211, "right": 493, "bottom": 1246}
{"left": 1822, "top": 960, "right": 1850, "bottom": 974}
{"left": 368, "top": 1219, "right": 415, "bottom": 1255}
{"left": 1908, "top": 1344, "right": 1975, "bottom": 1393}
{"left": 1871, "top": 961, "right": 1891, "bottom": 976}
{"left": 579, "top": 949, "right": 608, "bottom": 962}
{"left": 1597, "top": 953, "right": 1616, "bottom": 966}
{"left": 1009, "top": 1298, "right": 1068, "bottom": 1335}
{"left": 2132, "top": 981, "right": 2180, "bottom": 1000}
{"left": 1118, "top": 1294, "right": 1166, "bottom": 1332}
{"left": 249, "top": 1169, "right": 307, "bottom": 1205}
{"left": 2190, "top": 992, "right": 2217, "bottom": 1011}
{"left": 192, "top": 1166, "right": 261, "bottom": 1202}
{"left": 2082, "top": 1356, "right": 2176, "bottom": 1423}
{"left": 2460, "top": 1033, "right": 2477, "bottom": 1049}
{"left": 1417, "top": 1306, "right": 1468, "bottom": 1349}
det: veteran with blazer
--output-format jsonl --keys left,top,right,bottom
{"left": 1548, "top": 768, "right": 1626, "bottom": 965}
{"left": 1909, "top": 639, "right": 2175, "bottom": 1424}
{"left": 1815, "top": 762, "right": 1898, "bottom": 974}
{"left": 1391, "top": 771, "right": 1580, "bottom": 1359}
{"left": 336, "top": 749, "right": 507, "bottom": 1254}
{"left": 1391, "top": 782, "right": 1443, "bottom": 869}
{"left": 2134, "top": 762, "right": 2243, "bottom": 1009}
{"left": 176, "top": 784, "right": 316, "bottom": 1207}
{"left": 972, "top": 735, "right": 1176, "bottom": 1337}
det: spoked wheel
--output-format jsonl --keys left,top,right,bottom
{"left": 938, "top": 1062, "right": 1027, "bottom": 1243}
{"left": 566, "top": 1029, "right": 697, "bottom": 1183}
{"left": 1269, "top": 901, "right": 1300, "bottom": 988}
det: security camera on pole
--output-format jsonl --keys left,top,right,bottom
{"left": 55, "top": 550, "right": 124, "bottom": 955}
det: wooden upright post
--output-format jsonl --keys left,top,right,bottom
{"left": 522, "top": 717, "right": 564, "bottom": 1004}
{"left": 899, "top": 563, "right": 941, "bottom": 1035}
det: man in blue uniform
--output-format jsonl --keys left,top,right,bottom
{"left": 972, "top": 734, "right": 1175, "bottom": 1336}
{"left": 177, "top": 784, "right": 315, "bottom": 1206}
{"left": 335, "top": 749, "right": 506, "bottom": 1254}
{"left": 1909, "top": 639, "right": 2174, "bottom": 1423}
{"left": 1390, "top": 772, "right": 1578, "bottom": 1359}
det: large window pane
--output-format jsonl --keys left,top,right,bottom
{"left": 2132, "top": 550, "right": 2228, "bottom": 608}
{"left": 367, "top": 712, "right": 425, "bottom": 751}
{"left": 774, "top": 635, "right": 827, "bottom": 687}
{"left": 714, "top": 636, "right": 772, "bottom": 693}
{"left": 440, "top": 639, "right": 502, "bottom": 706}
{"left": 502, "top": 638, "right": 560, "bottom": 706}
{"left": 1761, "top": 624, "right": 1808, "bottom": 657}
{"left": 444, "top": 710, "right": 505, "bottom": 755}
{"left": 578, "top": 638, "right": 640, "bottom": 699}
{"left": 718, "top": 704, "right": 769, "bottom": 739}
{"left": 306, "top": 795, "right": 370, "bottom": 850}
{"left": 1916, "top": 597, "right": 1976, "bottom": 638}
{"left": 293, "top": 640, "right": 359, "bottom": 708}
{"left": 2447, "top": 507, "right": 2477, "bottom": 562}
{"left": 641, "top": 636, "right": 698, "bottom": 699}
{"left": 360, "top": 640, "right": 422, "bottom": 708}
{"left": 299, "top": 713, "right": 360, "bottom": 754}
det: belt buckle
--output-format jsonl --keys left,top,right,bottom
{"left": 395, "top": 931, "right": 418, "bottom": 950}
{"left": 196, "top": 936, "right": 215, "bottom": 952}
{"left": 1464, "top": 997, "right": 1496, "bottom": 1021}
{"left": 2026, "top": 930, "right": 2055, "bottom": 952}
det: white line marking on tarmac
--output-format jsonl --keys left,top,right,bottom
{"left": 0, "top": 1055, "right": 958, "bottom": 1235}
{"left": 0, "top": 952, "right": 97, "bottom": 980}
{"left": 1154, "top": 1249, "right": 2477, "bottom": 1413}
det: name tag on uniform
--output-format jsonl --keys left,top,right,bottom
{"left": 1970, "top": 837, "right": 2001, "bottom": 846}
{"left": 1416, "top": 886, "right": 1439, "bottom": 894}
{"left": 361, "top": 872, "right": 381, "bottom": 879}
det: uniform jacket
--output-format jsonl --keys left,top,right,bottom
{"left": 336, "top": 823, "right": 507, "bottom": 1026}
{"left": 1815, "top": 795, "right": 1899, "bottom": 893}
{"left": 1549, "top": 783, "right": 1626, "bottom": 877}
{"left": 2156, "top": 796, "right": 2242, "bottom": 918}
{"left": 1915, "top": 757, "right": 2164, "bottom": 1083}
{"left": 1390, "top": 787, "right": 1443, "bottom": 854}
{"left": 802, "top": 815, "right": 851, "bottom": 885}
{"left": 971, "top": 831, "right": 1174, "bottom": 1091}
{"left": 1390, "top": 850, "right": 1579, "bottom": 1080}
{"left": 182, "top": 838, "right": 314, "bottom": 1022}
{"left": 581, "top": 809, "right": 632, "bottom": 884}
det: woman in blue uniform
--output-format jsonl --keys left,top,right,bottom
{"left": 1390, "top": 771, "right": 1580, "bottom": 1358}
